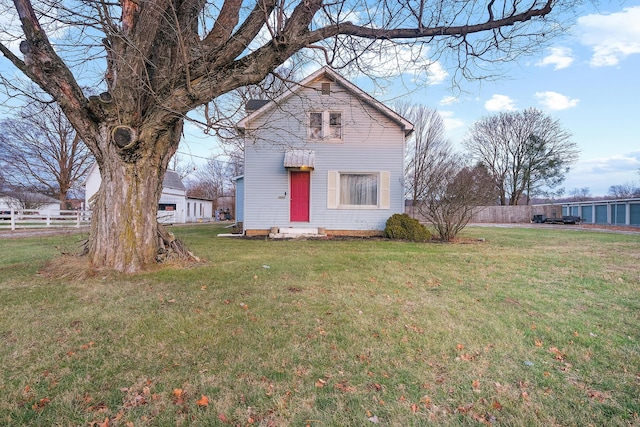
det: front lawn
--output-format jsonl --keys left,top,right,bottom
{"left": 1, "top": 224, "right": 638, "bottom": 426}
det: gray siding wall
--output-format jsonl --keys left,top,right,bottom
{"left": 243, "top": 77, "right": 406, "bottom": 231}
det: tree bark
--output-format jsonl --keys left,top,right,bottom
{"left": 87, "top": 119, "right": 183, "bottom": 272}
{"left": 89, "top": 160, "right": 161, "bottom": 272}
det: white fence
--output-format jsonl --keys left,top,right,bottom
{"left": 0, "top": 208, "right": 212, "bottom": 231}
{"left": 0, "top": 209, "right": 92, "bottom": 231}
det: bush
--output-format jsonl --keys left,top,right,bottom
{"left": 384, "top": 213, "right": 431, "bottom": 242}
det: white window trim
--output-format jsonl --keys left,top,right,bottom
{"left": 327, "top": 171, "right": 390, "bottom": 209}
{"left": 308, "top": 111, "right": 343, "bottom": 141}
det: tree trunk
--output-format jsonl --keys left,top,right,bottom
{"left": 89, "top": 158, "right": 164, "bottom": 272}
{"left": 87, "top": 120, "right": 183, "bottom": 272}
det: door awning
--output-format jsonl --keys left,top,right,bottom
{"left": 284, "top": 149, "right": 315, "bottom": 170}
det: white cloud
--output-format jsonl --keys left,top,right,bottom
{"left": 439, "top": 95, "right": 458, "bottom": 106}
{"left": 534, "top": 91, "right": 579, "bottom": 110}
{"left": 536, "top": 47, "right": 574, "bottom": 70}
{"left": 423, "top": 61, "right": 448, "bottom": 85}
{"left": 484, "top": 94, "right": 516, "bottom": 112}
{"left": 564, "top": 151, "right": 640, "bottom": 195}
{"left": 578, "top": 6, "right": 640, "bottom": 67}
{"left": 439, "top": 110, "right": 465, "bottom": 133}
{"left": 320, "top": 39, "right": 448, "bottom": 86}
{"left": 580, "top": 151, "right": 640, "bottom": 174}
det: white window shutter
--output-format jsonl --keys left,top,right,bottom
{"left": 380, "top": 171, "right": 390, "bottom": 209}
{"left": 327, "top": 171, "right": 339, "bottom": 209}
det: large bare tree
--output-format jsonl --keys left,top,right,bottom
{"left": 0, "top": 100, "right": 93, "bottom": 207}
{"left": 397, "top": 104, "right": 451, "bottom": 210}
{"left": 464, "top": 108, "right": 578, "bottom": 205}
{"left": 1, "top": 0, "right": 567, "bottom": 271}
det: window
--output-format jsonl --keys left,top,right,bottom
{"left": 327, "top": 171, "right": 390, "bottom": 209}
{"left": 309, "top": 112, "right": 322, "bottom": 139}
{"left": 308, "top": 111, "right": 342, "bottom": 140}
{"left": 321, "top": 82, "right": 331, "bottom": 95}
{"left": 329, "top": 112, "right": 342, "bottom": 139}
{"left": 340, "top": 174, "right": 377, "bottom": 206}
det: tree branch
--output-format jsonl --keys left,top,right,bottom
{"left": 303, "top": 0, "right": 552, "bottom": 44}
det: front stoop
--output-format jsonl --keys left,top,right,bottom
{"left": 269, "top": 227, "right": 327, "bottom": 239}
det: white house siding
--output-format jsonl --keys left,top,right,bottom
{"left": 243, "top": 74, "right": 406, "bottom": 234}
{"left": 232, "top": 176, "right": 245, "bottom": 223}
{"left": 184, "top": 198, "right": 213, "bottom": 222}
{"left": 0, "top": 197, "right": 60, "bottom": 214}
{"left": 159, "top": 189, "right": 186, "bottom": 223}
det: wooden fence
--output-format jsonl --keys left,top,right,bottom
{"left": 405, "top": 204, "right": 563, "bottom": 224}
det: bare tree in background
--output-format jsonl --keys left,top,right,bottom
{"left": 396, "top": 103, "right": 495, "bottom": 240}
{"left": 569, "top": 187, "right": 591, "bottom": 201}
{"left": 419, "top": 159, "right": 496, "bottom": 241}
{"left": 464, "top": 108, "right": 578, "bottom": 206}
{"left": 1, "top": 0, "right": 568, "bottom": 271}
{"left": 395, "top": 103, "right": 450, "bottom": 212}
{"left": 0, "top": 101, "right": 93, "bottom": 208}
{"left": 608, "top": 183, "right": 640, "bottom": 199}
{"left": 186, "top": 157, "right": 241, "bottom": 201}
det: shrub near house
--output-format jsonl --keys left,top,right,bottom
{"left": 385, "top": 213, "right": 431, "bottom": 242}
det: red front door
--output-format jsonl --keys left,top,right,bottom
{"left": 290, "top": 171, "right": 310, "bottom": 222}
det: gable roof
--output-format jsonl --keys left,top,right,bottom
{"left": 163, "top": 170, "right": 186, "bottom": 191}
{"left": 237, "top": 66, "right": 414, "bottom": 136}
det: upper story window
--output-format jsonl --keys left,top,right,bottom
{"left": 308, "top": 111, "right": 342, "bottom": 141}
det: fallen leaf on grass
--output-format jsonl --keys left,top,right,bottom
{"left": 81, "top": 341, "right": 95, "bottom": 350}
{"left": 367, "top": 383, "right": 382, "bottom": 392}
{"left": 196, "top": 394, "right": 209, "bottom": 407}
{"left": 32, "top": 397, "right": 50, "bottom": 411}
{"left": 457, "top": 353, "right": 475, "bottom": 361}
{"left": 334, "top": 381, "right": 356, "bottom": 393}
{"left": 472, "top": 412, "right": 498, "bottom": 425}
{"left": 457, "top": 403, "right": 474, "bottom": 414}
{"left": 587, "top": 390, "right": 609, "bottom": 402}
{"left": 172, "top": 388, "right": 185, "bottom": 405}
{"left": 549, "top": 347, "right": 566, "bottom": 361}
{"left": 315, "top": 379, "right": 326, "bottom": 388}
{"left": 89, "top": 418, "right": 109, "bottom": 427}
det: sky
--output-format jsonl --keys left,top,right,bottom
{"left": 376, "top": 0, "right": 640, "bottom": 197}
{"left": 176, "top": 0, "right": 640, "bottom": 197}
{"left": 1, "top": 0, "right": 639, "bottom": 197}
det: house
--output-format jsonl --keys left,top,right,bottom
{"left": 84, "top": 163, "right": 213, "bottom": 223}
{"left": 0, "top": 190, "right": 61, "bottom": 214}
{"left": 236, "top": 67, "right": 413, "bottom": 237}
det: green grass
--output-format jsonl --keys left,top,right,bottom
{"left": 1, "top": 224, "right": 639, "bottom": 426}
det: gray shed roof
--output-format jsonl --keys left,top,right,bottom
{"left": 163, "top": 170, "right": 186, "bottom": 191}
